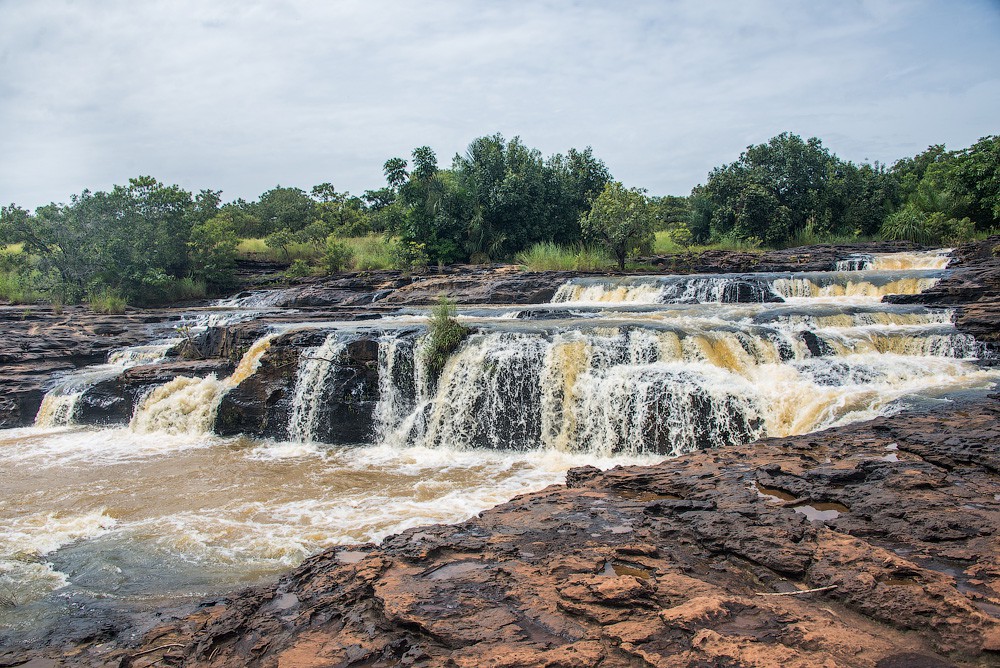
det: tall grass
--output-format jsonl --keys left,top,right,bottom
{"left": 237, "top": 238, "right": 323, "bottom": 263}
{"left": 652, "top": 231, "right": 769, "bottom": 254}
{"left": 88, "top": 289, "right": 127, "bottom": 314}
{"left": 0, "top": 270, "right": 41, "bottom": 303}
{"left": 342, "top": 235, "right": 395, "bottom": 270}
{"left": 237, "top": 235, "right": 396, "bottom": 270}
{"left": 516, "top": 242, "right": 612, "bottom": 271}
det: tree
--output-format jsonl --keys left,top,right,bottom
{"left": 383, "top": 157, "right": 409, "bottom": 189}
{"left": 253, "top": 186, "right": 316, "bottom": 235}
{"left": 693, "top": 132, "right": 904, "bottom": 245}
{"left": 189, "top": 214, "right": 239, "bottom": 289}
{"left": 581, "top": 182, "right": 655, "bottom": 271}
{"left": 948, "top": 135, "right": 1000, "bottom": 229}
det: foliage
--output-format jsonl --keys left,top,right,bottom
{"left": 666, "top": 223, "right": 694, "bottom": 248}
{"left": 694, "top": 133, "right": 903, "bottom": 245}
{"left": 343, "top": 235, "right": 395, "bottom": 270}
{"left": 879, "top": 206, "right": 975, "bottom": 245}
{"left": 252, "top": 186, "right": 316, "bottom": 235}
{"left": 423, "top": 297, "right": 471, "bottom": 380}
{"left": 388, "top": 135, "right": 611, "bottom": 263}
{"left": 649, "top": 195, "right": 691, "bottom": 231}
{"left": 1, "top": 177, "right": 214, "bottom": 304}
{"left": 285, "top": 259, "right": 313, "bottom": 278}
{"left": 88, "top": 288, "right": 127, "bottom": 314}
{"left": 946, "top": 135, "right": 1000, "bottom": 230}
{"left": 580, "top": 182, "right": 655, "bottom": 270}
{"left": 189, "top": 214, "right": 239, "bottom": 290}
{"left": 321, "top": 236, "right": 355, "bottom": 273}
{"left": 265, "top": 228, "right": 296, "bottom": 260}
{"left": 515, "top": 242, "right": 612, "bottom": 271}
{"left": 391, "top": 241, "right": 430, "bottom": 272}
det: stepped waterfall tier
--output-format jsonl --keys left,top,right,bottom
{"left": 2, "top": 244, "right": 1000, "bottom": 665}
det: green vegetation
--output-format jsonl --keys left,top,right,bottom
{"left": 3, "top": 132, "right": 998, "bottom": 307}
{"left": 690, "top": 133, "right": 1000, "bottom": 247}
{"left": 516, "top": 242, "right": 612, "bottom": 271}
{"left": 88, "top": 288, "right": 127, "bottom": 314}
{"left": 581, "top": 182, "right": 655, "bottom": 270}
{"left": 424, "top": 297, "right": 471, "bottom": 379}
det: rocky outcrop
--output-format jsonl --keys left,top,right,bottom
{"left": 0, "top": 306, "right": 186, "bottom": 427}
{"left": 884, "top": 236, "right": 1000, "bottom": 345}
{"left": 31, "top": 394, "right": 998, "bottom": 667}
{"left": 645, "top": 240, "right": 924, "bottom": 274}
{"left": 214, "top": 330, "right": 390, "bottom": 443}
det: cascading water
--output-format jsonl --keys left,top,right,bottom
{"left": 34, "top": 341, "right": 178, "bottom": 427}
{"left": 836, "top": 249, "right": 952, "bottom": 272}
{"left": 129, "top": 334, "right": 275, "bottom": 435}
{"left": 287, "top": 333, "right": 348, "bottom": 442}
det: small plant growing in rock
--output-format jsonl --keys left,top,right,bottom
{"left": 424, "top": 296, "right": 470, "bottom": 380}
{"left": 285, "top": 259, "right": 312, "bottom": 279}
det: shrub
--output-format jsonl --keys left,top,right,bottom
{"left": 880, "top": 207, "right": 976, "bottom": 245}
{"left": 667, "top": 224, "right": 694, "bottom": 248}
{"left": 424, "top": 297, "right": 471, "bottom": 380}
{"left": 392, "top": 241, "right": 430, "bottom": 272}
{"left": 265, "top": 229, "right": 296, "bottom": 259}
{"left": 285, "top": 259, "right": 312, "bottom": 278}
{"left": 322, "top": 236, "right": 355, "bottom": 273}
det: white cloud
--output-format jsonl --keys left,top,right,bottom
{"left": 1, "top": 0, "right": 998, "bottom": 207}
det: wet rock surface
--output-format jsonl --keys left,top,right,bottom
{"left": 0, "top": 306, "right": 187, "bottom": 427}
{"left": 645, "top": 240, "right": 924, "bottom": 274}
{"left": 214, "top": 331, "right": 385, "bottom": 443}
{"left": 883, "top": 236, "right": 1000, "bottom": 346}
{"left": 9, "top": 394, "right": 996, "bottom": 666}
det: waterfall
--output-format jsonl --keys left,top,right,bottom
{"left": 551, "top": 268, "right": 944, "bottom": 305}
{"left": 373, "top": 334, "right": 419, "bottom": 444}
{"left": 835, "top": 249, "right": 952, "bottom": 272}
{"left": 769, "top": 275, "right": 941, "bottom": 300}
{"left": 361, "top": 306, "right": 998, "bottom": 456}
{"left": 287, "top": 333, "right": 348, "bottom": 443}
{"left": 130, "top": 335, "right": 274, "bottom": 435}
{"left": 34, "top": 341, "right": 178, "bottom": 428}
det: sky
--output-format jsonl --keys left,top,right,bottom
{"left": 1, "top": 0, "right": 999, "bottom": 209}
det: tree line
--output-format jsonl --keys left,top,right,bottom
{"left": 1, "top": 132, "right": 997, "bottom": 306}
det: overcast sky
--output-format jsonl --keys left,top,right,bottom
{"left": 1, "top": 0, "right": 998, "bottom": 209}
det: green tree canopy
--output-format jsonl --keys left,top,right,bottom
{"left": 580, "top": 182, "right": 654, "bottom": 270}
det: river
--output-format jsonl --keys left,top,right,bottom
{"left": 2, "top": 249, "right": 997, "bottom": 644}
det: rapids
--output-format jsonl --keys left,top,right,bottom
{"left": 2, "top": 249, "right": 997, "bottom": 642}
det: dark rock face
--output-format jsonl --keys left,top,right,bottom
{"left": 0, "top": 306, "right": 186, "bottom": 427}
{"left": 75, "top": 360, "right": 235, "bottom": 426}
{"left": 214, "top": 331, "right": 383, "bottom": 443}
{"left": 271, "top": 266, "right": 572, "bottom": 308}
{"left": 36, "top": 395, "right": 1000, "bottom": 667}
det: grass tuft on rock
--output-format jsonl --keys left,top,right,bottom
{"left": 424, "top": 297, "right": 470, "bottom": 380}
